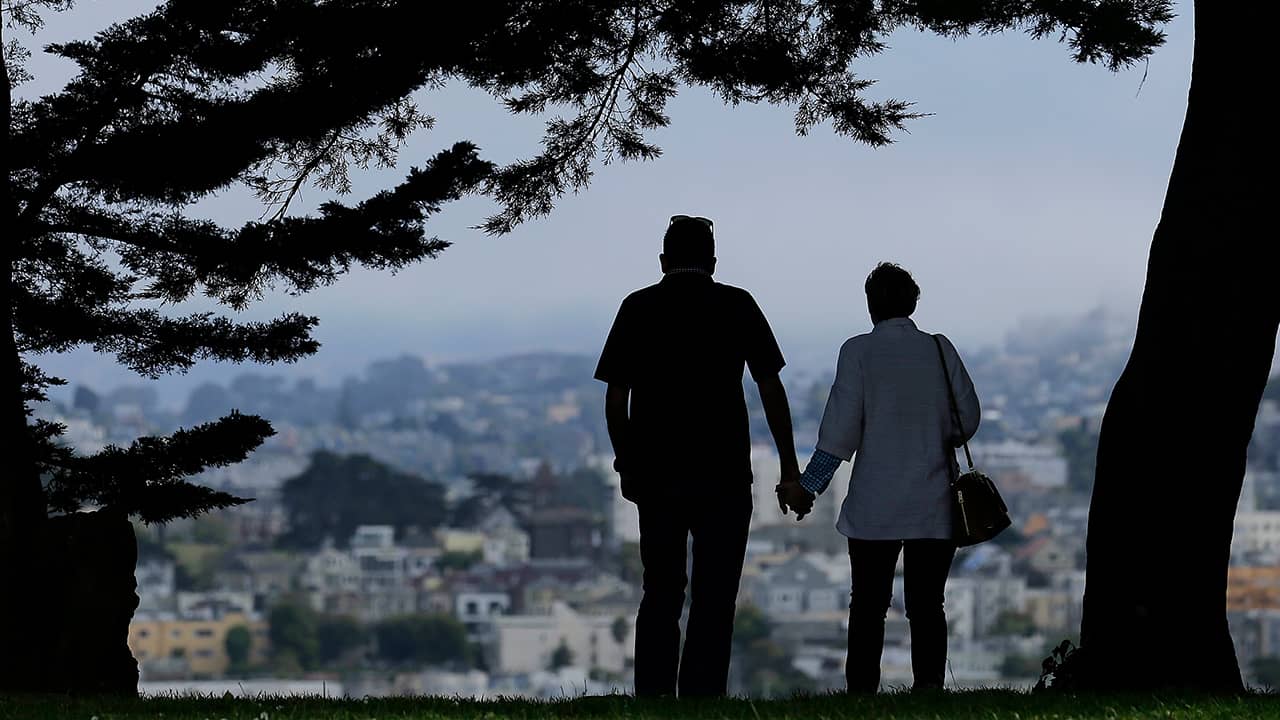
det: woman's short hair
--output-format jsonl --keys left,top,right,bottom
{"left": 864, "top": 262, "right": 920, "bottom": 319}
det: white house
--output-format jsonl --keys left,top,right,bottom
{"left": 1232, "top": 512, "right": 1280, "bottom": 559}
{"left": 456, "top": 590, "right": 511, "bottom": 624}
{"left": 969, "top": 440, "right": 1068, "bottom": 489}
{"left": 944, "top": 574, "right": 1027, "bottom": 637}
{"left": 489, "top": 601, "right": 632, "bottom": 675}
{"left": 478, "top": 507, "right": 532, "bottom": 567}
{"left": 746, "top": 552, "right": 849, "bottom": 618}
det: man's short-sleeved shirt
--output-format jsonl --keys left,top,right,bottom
{"left": 594, "top": 272, "right": 785, "bottom": 486}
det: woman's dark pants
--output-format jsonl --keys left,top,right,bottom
{"left": 846, "top": 538, "right": 957, "bottom": 692}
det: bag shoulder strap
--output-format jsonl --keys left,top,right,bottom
{"left": 933, "top": 334, "right": 974, "bottom": 471}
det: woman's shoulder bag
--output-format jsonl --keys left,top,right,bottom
{"left": 933, "top": 334, "right": 1012, "bottom": 547}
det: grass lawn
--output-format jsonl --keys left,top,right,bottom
{"left": 2, "top": 690, "right": 1279, "bottom": 720}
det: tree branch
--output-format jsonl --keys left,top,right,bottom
{"left": 42, "top": 411, "right": 268, "bottom": 523}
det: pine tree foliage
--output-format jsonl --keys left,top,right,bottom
{"left": 3, "top": 0, "right": 1171, "bottom": 525}
{"left": 42, "top": 412, "right": 271, "bottom": 523}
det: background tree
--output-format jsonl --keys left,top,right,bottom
{"left": 1250, "top": 657, "right": 1280, "bottom": 689}
{"left": 549, "top": 638, "right": 574, "bottom": 671}
{"left": 1057, "top": 423, "right": 1100, "bottom": 495}
{"left": 557, "top": 468, "right": 613, "bottom": 516}
{"left": 611, "top": 616, "right": 629, "bottom": 646}
{"left": 316, "top": 615, "right": 367, "bottom": 667}
{"left": 731, "top": 604, "right": 811, "bottom": 697}
{"left": 267, "top": 601, "right": 319, "bottom": 673}
{"left": 276, "top": 451, "right": 447, "bottom": 549}
{"left": 1001, "top": 652, "right": 1045, "bottom": 680}
{"left": 732, "top": 604, "right": 774, "bottom": 648}
{"left": 434, "top": 549, "right": 484, "bottom": 574}
{"left": 4, "top": 0, "right": 1173, "bottom": 693}
{"left": 373, "top": 615, "right": 471, "bottom": 667}
{"left": 450, "top": 473, "right": 526, "bottom": 528}
{"left": 224, "top": 624, "right": 252, "bottom": 675}
{"left": 989, "top": 610, "right": 1037, "bottom": 638}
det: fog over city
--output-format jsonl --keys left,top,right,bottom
{"left": 23, "top": 1, "right": 1203, "bottom": 404}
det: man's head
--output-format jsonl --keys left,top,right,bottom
{"left": 660, "top": 215, "right": 716, "bottom": 274}
{"left": 864, "top": 262, "right": 920, "bottom": 323}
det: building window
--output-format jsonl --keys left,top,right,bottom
{"left": 195, "top": 629, "right": 215, "bottom": 638}
{"left": 138, "top": 629, "right": 150, "bottom": 638}
{"left": 170, "top": 648, "right": 186, "bottom": 659}
{"left": 195, "top": 649, "right": 215, "bottom": 658}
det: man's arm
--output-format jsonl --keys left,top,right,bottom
{"left": 757, "top": 374, "right": 799, "bottom": 479}
{"left": 604, "top": 383, "right": 632, "bottom": 470}
{"left": 758, "top": 373, "right": 810, "bottom": 517}
{"left": 605, "top": 383, "right": 646, "bottom": 503}
{"left": 759, "top": 374, "right": 814, "bottom": 519}
{"left": 741, "top": 292, "right": 806, "bottom": 515}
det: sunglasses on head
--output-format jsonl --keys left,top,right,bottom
{"left": 669, "top": 215, "right": 713, "bottom": 232}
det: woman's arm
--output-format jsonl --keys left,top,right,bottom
{"left": 939, "top": 335, "right": 981, "bottom": 444}
{"left": 798, "top": 448, "right": 842, "bottom": 495}
{"left": 816, "top": 339, "right": 864, "bottom": 460}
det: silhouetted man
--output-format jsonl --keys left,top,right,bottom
{"left": 595, "top": 214, "right": 801, "bottom": 697}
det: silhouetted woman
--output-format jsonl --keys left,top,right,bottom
{"left": 779, "top": 262, "right": 980, "bottom": 692}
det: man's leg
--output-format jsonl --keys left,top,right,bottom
{"left": 634, "top": 501, "right": 690, "bottom": 697}
{"left": 847, "top": 539, "right": 902, "bottom": 693}
{"left": 902, "top": 539, "right": 957, "bottom": 690}
{"left": 677, "top": 489, "right": 753, "bottom": 697}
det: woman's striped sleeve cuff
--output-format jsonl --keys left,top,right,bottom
{"left": 799, "top": 449, "right": 842, "bottom": 495}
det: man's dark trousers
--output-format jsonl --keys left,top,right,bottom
{"left": 847, "top": 539, "right": 956, "bottom": 692}
{"left": 634, "top": 487, "right": 752, "bottom": 697}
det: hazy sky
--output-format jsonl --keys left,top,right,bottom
{"left": 22, "top": 2, "right": 1198, "bottom": 398}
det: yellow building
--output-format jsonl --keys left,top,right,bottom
{"left": 128, "top": 612, "right": 269, "bottom": 677}
{"left": 1227, "top": 567, "right": 1280, "bottom": 611}
{"left": 436, "top": 528, "right": 486, "bottom": 554}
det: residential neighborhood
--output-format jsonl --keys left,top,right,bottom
{"left": 35, "top": 308, "right": 1280, "bottom": 696}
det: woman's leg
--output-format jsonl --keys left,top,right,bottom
{"left": 846, "top": 539, "right": 902, "bottom": 693}
{"left": 902, "top": 539, "right": 957, "bottom": 690}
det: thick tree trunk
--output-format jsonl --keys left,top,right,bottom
{"left": 1078, "top": 0, "right": 1276, "bottom": 692}
{"left": 0, "top": 20, "right": 52, "bottom": 694}
{"left": 36, "top": 511, "right": 140, "bottom": 694}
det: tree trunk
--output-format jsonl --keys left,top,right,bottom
{"left": 36, "top": 510, "right": 140, "bottom": 694}
{"left": 0, "top": 19, "right": 52, "bottom": 694}
{"left": 1078, "top": 0, "right": 1276, "bottom": 692}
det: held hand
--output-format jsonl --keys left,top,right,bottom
{"left": 775, "top": 467, "right": 813, "bottom": 521}
{"left": 783, "top": 481, "right": 814, "bottom": 521}
{"left": 775, "top": 466, "right": 801, "bottom": 515}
